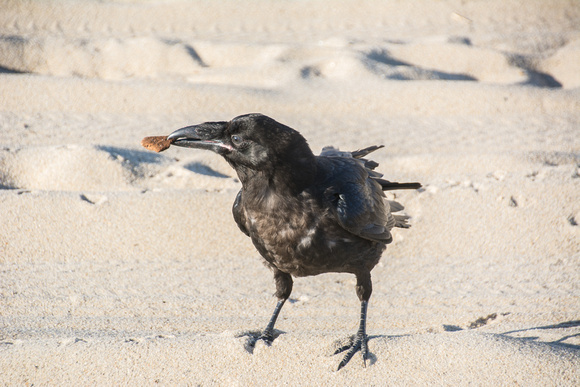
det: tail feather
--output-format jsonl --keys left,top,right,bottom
{"left": 393, "top": 214, "right": 412, "bottom": 228}
{"left": 375, "top": 178, "right": 422, "bottom": 191}
{"left": 387, "top": 201, "right": 412, "bottom": 229}
{"left": 388, "top": 200, "right": 405, "bottom": 213}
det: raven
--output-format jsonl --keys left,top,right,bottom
{"left": 167, "top": 113, "right": 421, "bottom": 370}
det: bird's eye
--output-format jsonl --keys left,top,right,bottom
{"left": 231, "top": 135, "right": 243, "bottom": 145}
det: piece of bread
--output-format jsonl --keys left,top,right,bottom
{"left": 141, "top": 136, "right": 174, "bottom": 152}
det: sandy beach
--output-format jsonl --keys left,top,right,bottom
{"left": 1, "top": 0, "right": 579, "bottom": 385}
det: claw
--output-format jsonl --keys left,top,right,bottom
{"left": 247, "top": 329, "right": 274, "bottom": 350}
{"left": 335, "top": 300, "right": 370, "bottom": 371}
{"left": 361, "top": 336, "right": 369, "bottom": 367}
{"left": 336, "top": 332, "right": 368, "bottom": 370}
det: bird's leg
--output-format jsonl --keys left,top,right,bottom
{"left": 259, "top": 298, "right": 286, "bottom": 343}
{"left": 336, "top": 271, "right": 372, "bottom": 370}
{"left": 336, "top": 300, "right": 369, "bottom": 370}
{"left": 258, "top": 269, "right": 293, "bottom": 344}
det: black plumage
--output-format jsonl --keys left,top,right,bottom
{"left": 167, "top": 113, "right": 421, "bottom": 370}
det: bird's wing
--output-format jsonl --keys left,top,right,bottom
{"left": 334, "top": 181, "right": 393, "bottom": 244}
{"left": 232, "top": 189, "right": 250, "bottom": 236}
{"left": 321, "top": 158, "right": 393, "bottom": 244}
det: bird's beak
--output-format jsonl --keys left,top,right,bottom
{"left": 167, "top": 121, "right": 233, "bottom": 152}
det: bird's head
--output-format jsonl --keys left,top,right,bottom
{"left": 168, "top": 114, "right": 316, "bottom": 187}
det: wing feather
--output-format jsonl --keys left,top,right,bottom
{"left": 319, "top": 145, "right": 418, "bottom": 243}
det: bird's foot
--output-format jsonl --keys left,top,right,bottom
{"left": 334, "top": 331, "right": 369, "bottom": 371}
{"left": 246, "top": 329, "right": 276, "bottom": 352}
{"left": 257, "top": 329, "right": 275, "bottom": 345}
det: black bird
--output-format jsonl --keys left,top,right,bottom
{"left": 167, "top": 114, "right": 421, "bottom": 370}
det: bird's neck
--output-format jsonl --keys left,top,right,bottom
{"left": 236, "top": 150, "right": 317, "bottom": 197}
{"left": 272, "top": 159, "right": 317, "bottom": 194}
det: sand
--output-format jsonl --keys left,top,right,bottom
{"left": 1, "top": 0, "right": 579, "bottom": 385}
